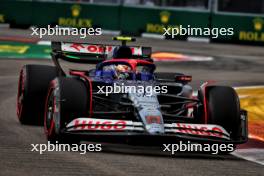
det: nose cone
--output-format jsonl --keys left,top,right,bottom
{"left": 146, "top": 123, "right": 165, "bottom": 134}
{"left": 138, "top": 108, "right": 165, "bottom": 134}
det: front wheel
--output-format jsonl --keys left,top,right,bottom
{"left": 44, "top": 77, "right": 89, "bottom": 144}
{"left": 206, "top": 86, "right": 241, "bottom": 140}
{"left": 197, "top": 86, "right": 241, "bottom": 154}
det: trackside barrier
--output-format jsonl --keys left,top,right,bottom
{"left": 0, "top": 1, "right": 263, "bottom": 45}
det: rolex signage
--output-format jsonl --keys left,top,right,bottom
{"left": 58, "top": 4, "right": 93, "bottom": 28}
{"left": 146, "top": 11, "right": 178, "bottom": 33}
{"left": 239, "top": 18, "right": 264, "bottom": 42}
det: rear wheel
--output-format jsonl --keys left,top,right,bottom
{"left": 17, "top": 65, "right": 58, "bottom": 125}
{"left": 44, "top": 77, "right": 89, "bottom": 144}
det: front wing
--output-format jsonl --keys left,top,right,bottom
{"left": 62, "top": 113, "right": 248, "bottom": 145}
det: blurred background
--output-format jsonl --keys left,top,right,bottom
{"left": 0, "top": 0, "right": 264, "bottom": 45}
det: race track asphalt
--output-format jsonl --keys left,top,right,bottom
{"left": 0, "top": 30, "right": 264, "bottom": 176}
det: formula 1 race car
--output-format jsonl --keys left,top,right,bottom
{"left": 17, "top": 37, "right": 248, "bottom": 148}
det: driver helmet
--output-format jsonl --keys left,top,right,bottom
{"left": 115, "top": 64, "right": 131, "bottom": 79}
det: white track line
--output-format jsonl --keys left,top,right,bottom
{"left": 102, "top": 30, "right": 121, "bottom": 35}
{"left": 141, "top": 33, "right": 165, "bottom": 39}
{"left": 232, "top": 149, "right": 264, "bottom": 165}
{"left": 37, "top": 41, "right": 51, "bottom": 45}
{"left": 187, "top": 37, "right": 210, "bottom": 43}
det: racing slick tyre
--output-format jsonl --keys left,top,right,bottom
{"left": 206, "top": 86, "right": 241, "bottom": 139}
{"left": 44, "top": 77, "right": 89, "bottom": 144}
{"left": 17, "top": 65, "right": 58, "bottom": 125}
{"left": 206, "top": 86, "right": 240, "bottom": 153}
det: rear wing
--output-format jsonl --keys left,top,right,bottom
{"left": 51, "top": 41, "right": 152, "bottom": 64}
